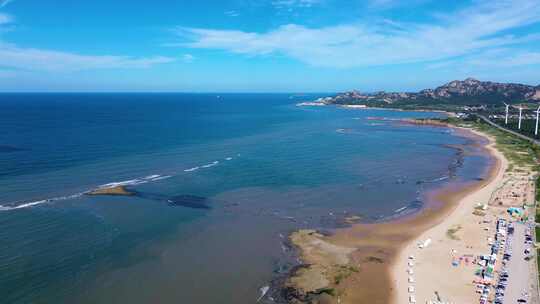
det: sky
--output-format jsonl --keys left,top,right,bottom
{"left": 0, "top": 0, "right": 539, "bottom": 92}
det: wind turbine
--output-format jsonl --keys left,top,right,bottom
{"left": 534, "top": 106, "right": 540, "bottom": 136}
{"left": 503, "top": 102, "right": 509, "bottom": 125}
{"left": 518, "top": 105, "right": 523, "bottom": 130}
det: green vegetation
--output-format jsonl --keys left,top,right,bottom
{"left": 333, "top": 265, "right": 360, "bottom": 285}
{"left": 491, "top": 118, "right": 540, "bottom": 140}
{"left": 334, "top": 273, "right": 346, "bottom": 285}
{"left": 537, "top": 175, "right": 540, "bottom": 203}
{"left": 316, "top": 288, "right": 335, "bottom": 296}
{"left": 364, "top": 256, "right": 384, "bottom": 263}
{"left": 443, "top": 116, "right": 540, "bottom": 172}
{"left": 538, "top": 249, "right": 540, "bottom": 283}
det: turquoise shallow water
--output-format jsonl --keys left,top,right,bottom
{"left": 0, "top": 93, "right": 490, "bottom": 303}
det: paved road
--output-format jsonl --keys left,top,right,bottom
{"left": 477, "top": 115, "right": 540, "bottom": 146}
{"left": 503, "top": 222, "right": 532, "bottom": 303}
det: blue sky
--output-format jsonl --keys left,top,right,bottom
{"left": 0, "top": 0, "right": 539, "bottom": 92}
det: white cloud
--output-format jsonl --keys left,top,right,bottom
{"left": 179, "top": 0, "right": 540, "bottom": 68}
{"left": 0, "top": 43, "right": 175, "bottom": 71}
{"left": 0, "top": 11, "right": 174, "bottom": 72}
{"left": 224, "top": 10, "right": 239, "bottom": 17}
{"left": 182, "top": 53, "right": 195, "bottom": 63}
{"left": 0, "top": 13, "right": 12, "bottom": 25}
{"left": 430, "top": 49, "right": 540, "bottom": 70}
{"left": 271, "top": 0, "right": 321, "bottom": 9}
{"left": 369, "top": 0, "right": 396, "bottom": 7}
{"left": 368, "top": 0, "right": 430, "bottom": 10}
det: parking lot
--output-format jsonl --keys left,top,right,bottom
{"left": 498, "top": 222, "right": 534, "bottom": 304}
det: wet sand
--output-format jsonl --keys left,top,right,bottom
{"left": 285, "top": 127, "right": 504, "bottom": 304}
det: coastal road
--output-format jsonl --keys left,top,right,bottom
{"left": 477, "top": 115, "right": 540, "bottom": 146}
{"left": 503, "top": 222, "right": 531, "bottom": 303}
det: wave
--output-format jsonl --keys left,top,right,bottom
{"left": 150, "top": 175, "right": 171, "bottom": 181}
{"left": 422, "top": 176, "right": 449, "bottom": 184}
{"left": 432, "top": 176, "right": 449, "bottom": 182}
{"left": 2, "top": 155, "right": 235, "bottom": 211}
{"left": 98, "top": 179, "right": 148, "bottom": 189}
{"left": 0, "top": 175, "right": 160, "bottom": 212}
{"left": 0, "top": 193, "right": 84, "bottom": 211}
{"left": 394, "top": 206, "right": 408, "bottom": 213}
{"left": 201, "top": 161, "right": 219, "bottom": 168}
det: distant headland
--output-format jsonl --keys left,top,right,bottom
{"left": 298, "top": 78, "right": 540, "bottom": 110}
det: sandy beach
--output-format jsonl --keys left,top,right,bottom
{"left": 284, "top": 125, "right": 537, "bottom": 304}
{"left": 392, "top": 128, "right": 507, "bottom": 304}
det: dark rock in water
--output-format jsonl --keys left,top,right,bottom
{"left": 114, "top": 190, "right": 212, "bottom": 209}
{"left": 86, "top": 186, "right": 135, "bottom": 196}
{"left": 279, "top": 264, "right": 337, "bottom": 304}
{"left": 167, "top": 195, "right": 210, "bottom": 209}
{"left": 0, "top": 145, "right": 25, "bottom": 153}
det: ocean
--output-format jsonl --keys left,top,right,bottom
{"left": 0, "top": 93, "right": 490, "bottom": 303}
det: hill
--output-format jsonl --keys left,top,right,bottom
{"left": 321, "top": 78, "right": 540, "bottom": 109}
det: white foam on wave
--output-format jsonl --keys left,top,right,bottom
{"left": 98, "top": 179, "right": 148, "bottom": 189}
{"left": 201, "top": 161, "right": 219, "bottom": 168}
{"left": 0, "top": 193, "right": 84, "bottom": 211}
{"left": 96, "top": 174, "right": 174, "bottom": 189}
{"left": 0, "top": 173, "right": 169, "bottom": 211}
{"left": 183, "top": 157, "right": 229, "bottom": 172}
{"left": 150, "top": 175, "right": 171, "bottom": 181}
{"left": 2, "top": 154, "right": 237, "bottom": 211}
{"left": 394, "top": 206, "right": 408, "bottom": 213}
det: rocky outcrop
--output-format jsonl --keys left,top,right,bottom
{"left": 399, "top": 119, "right": 450, "bottom": 127}
{"left": 420, "top": 78, "right": 539, "bottom": 100}
{"left": 282, "top": 230, "right": 357, "bottom": 303}
{"left": 86, "top": 185, "right": 134, "bottom": 196}
{"left": 323, "top": 78, "right": 540, "bottom": 106}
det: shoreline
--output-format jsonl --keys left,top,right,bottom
{"left": 391, "top": 127, "right": 506, "bottom": 304}
{"left": 283, "top": 125, "right": 506, "bottom": 303}
{"left": 298, "top": 102, "right": 454, "bottom": 116}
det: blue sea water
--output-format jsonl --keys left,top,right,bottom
{"left": 0, "top": 93, "right": 490, "bottom": 303}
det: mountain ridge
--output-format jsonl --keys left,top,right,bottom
{"left": 323, "top": 78, "right": 540, "bottom": 106}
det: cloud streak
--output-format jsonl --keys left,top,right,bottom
{"left": 179, "top": 0, "right": 540, "bottom": 68}
{"left": 428, "top": 49, "right": 540, "bottom": 70}
{"left": 271, "top": 0, "right": 321, "bottom": 9}
{"left": 0, "top": 43, "right": 175, "bottom": 71}
{"left": 224, "top": 10, "right": 239, "bottom": 17}
{"left": 0, "top": 11, "right": 174, "bottom": 72}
